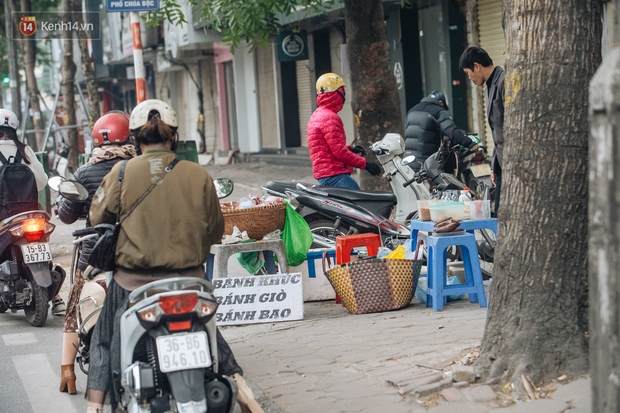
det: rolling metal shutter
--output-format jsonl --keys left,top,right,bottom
{"left": 477, "top": 0, "right": 505, "bottom": 153}
{"left": 296, "top": 60, "right": 313, "bottom": 147}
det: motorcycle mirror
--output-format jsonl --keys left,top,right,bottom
{"left": 213, "top": 178, "right": 234, "bottom": 199}
{"left": 47, "top": 176, "right": 64, "bottom": 192}
{"left": 58, "top": 180, "right": 89, "bottom": 201}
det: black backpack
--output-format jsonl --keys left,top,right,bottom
{"left": 0, "top": 151, "right": 39, "bottom": 220}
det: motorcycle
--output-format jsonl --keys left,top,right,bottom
{"left": 263, "top": 133, "right": 431, "bottom": 249}
{"left": 48, "top": 175, "right": 107, "bottom": 371}
{"left": 115, "top": 177, "right": 237, "bottom": 413}
{"left": 263, "top": 133, "right": 496, "bottom": 277}
{"left": 456, "top": 134, "right": 494, "bottom": 202}
{"left": 0, "top": 208, "right": 66, "bottom": 326}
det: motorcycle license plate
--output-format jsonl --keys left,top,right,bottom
{"left": 21, "top": 243, "right": 52, "bottom": 264}
{"left": 471, "top": 164, "right": 491, "bottom": 178}
{"left": 156, "top": 331, "right": 212, "bottom": 373}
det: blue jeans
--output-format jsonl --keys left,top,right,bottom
{"left": 318, "top": 174, "right": 360, "bottom": 189}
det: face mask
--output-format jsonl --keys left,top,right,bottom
{"left": 337, "top": 89, "right": 346, "bottom": 104}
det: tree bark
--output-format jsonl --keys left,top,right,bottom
{"left": 60, "top": 0, "right": 78, "bottom": 169}
{"left": 475, "top": 0, "right": 601, "bottom": 389}
{"left": 73, "top": 0, "right": 100, "bottom": 125}
{"left": 4, "top": 0, "right": 21, "bottom": 119}
{"left": 344, "top": 0, "right": 403, "bottom": 191}
{"left": 20, "top": 0, "right": 45, "bottom": 149}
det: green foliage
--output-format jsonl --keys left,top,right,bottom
{"left": 144, "top": 0, "right": 187, "bottom": 27}
{"left": 143, "top": 0, "right": 339, "bottom": 52}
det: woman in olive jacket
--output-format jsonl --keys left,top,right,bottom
{"left": 84, "top": 100, "right": 262, "bottom": 413}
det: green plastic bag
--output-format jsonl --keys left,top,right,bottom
{"left": 281, "top": 202, "right": 313, "bottom": 267}
{"left": 235, "top": 239, "right": 264, "bottom": 275}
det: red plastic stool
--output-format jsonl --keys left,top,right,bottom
{"left": 334, "top": 233, "right": 382, "bottom": 303}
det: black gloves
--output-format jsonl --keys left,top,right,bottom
{"left": 349, "top": 145, "right": 366, "bottom": 156}
{"left": 365, "top": 162, "right": 382, "bottom": 176}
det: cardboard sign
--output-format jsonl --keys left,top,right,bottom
{"left": 213, "top": 273, "right": 304, "bottom": 326}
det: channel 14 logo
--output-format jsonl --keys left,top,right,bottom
{"left": 19, "top": 16, "right": 37, "bottom": 36}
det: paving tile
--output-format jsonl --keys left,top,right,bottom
{"left": 488, "top": 399, "right": 569, "bottom": 413}
{"left": 426, "top": 401, "right": 492, "bottom": 413}
{"left": 441, "top": 386, "right": 467, "bottom": 402}
{"left": 460, "top": 385, "right": 497, "bottom": 402}
{"left": 398, "top": 373, "right": 444, "bottom": 395}
{"left": 413, "top": 378, "right": 453, "bottom": 397}
{"left": 551, "top": 377, "right": 591, "bottom": 411}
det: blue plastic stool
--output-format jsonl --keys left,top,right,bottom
{"left": 305, "top": 249, "right": 335, "bottom": 278}
{"left": 425, "top": 233, "right": 487, "bottom": 311}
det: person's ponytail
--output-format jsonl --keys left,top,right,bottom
{"left": 133, "top": 112, "right": 177, "bottom": 147}
{"left": 0, "top": 127, "right": 31, "bottom": 164}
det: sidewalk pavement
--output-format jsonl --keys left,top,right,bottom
{"left": 200, "top": 160, "right": 592, "bottom": 413}
{"left": 48, "top": 159, "right": 592, "bottom": 413}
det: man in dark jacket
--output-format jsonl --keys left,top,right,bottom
{"left": 459, "top": 47, "right": 504, "bottom": 216}
{"left": 404, "top": 91, "right": 480, "bottom": 170}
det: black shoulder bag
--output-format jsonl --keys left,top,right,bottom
{"left": 88, "top": 158, "right": 180, "bottom": 271}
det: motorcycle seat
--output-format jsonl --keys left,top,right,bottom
{"left": 264, "top": 181, "right": 316, "bottom": 196}
{"left": 315, "top": 187, "right": 397, "bottom": 204}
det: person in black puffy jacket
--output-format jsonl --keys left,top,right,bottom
{"left": 404, "top": 91, "right": 480, "bottom": 170}
{"left": 57, "top": 111, "right": 136, "bottom": 396}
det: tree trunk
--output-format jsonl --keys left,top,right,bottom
{"left": 5, "top": 0, "right": 22, "bottom": 122}
{"left": 20, "top": 0, "right": 45, "bottom": 149}
{"left": 344, "top": 0, "right": 403, "bottom": 191}
{"left": 60, "top": 0, "right": 78, "bottom": 169}
{"left": 474, "top": 0, "right": 601, "bottom": 389}
{"left": 74, "top": 0, "right": 100, "bottom": 125}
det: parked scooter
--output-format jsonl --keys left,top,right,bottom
{"left": 263, "top": 133, "right": 431, "bottom": 248}
{"left": 263, "top": 133, "right": 495, "bottom": 277}
{"left": 456, "top": 134, "right": 494, "bottom": 201}
{"left": 0, "top": 209, "right": 66, "bottom": 326}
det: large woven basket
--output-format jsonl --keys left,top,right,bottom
{"left": 321, "top": 241, "right": 423, "bottom": 315}
{"left": 222, "top": 203, "right": 286, "bottom": 240}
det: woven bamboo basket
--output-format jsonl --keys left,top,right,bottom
{"left": 222, "top": 203, "right": 286, "bottom": 240}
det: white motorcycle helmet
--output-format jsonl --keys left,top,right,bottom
{"left": 129, "top": 99, "right": 178, "bottom": 130}
{"left": 0, "top": 109, "right": 19, "bottom": 130}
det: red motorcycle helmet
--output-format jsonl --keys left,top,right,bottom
{"left": 92, "top": 111, "right": 131, "bottom": 147}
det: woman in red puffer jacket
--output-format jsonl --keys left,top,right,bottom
{"left": 307, "top": 73, "right": 382, "bottom": 189}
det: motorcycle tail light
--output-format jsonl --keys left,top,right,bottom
{"left": 10, "top": 218, "right": 55, "bottom": 242}
{"left": 168, "top": 320, "right": 192, "bottom": 332}
{"left": 138, "top": 304, "right": 160, "bottom": 322}
{"left": 473, "top": 151, "right": 484, "bottom": 165}
{"left": 159, "top": 293, "right": 198, "bottom": 315}
{"left": 198, "top": 299, "right": 218, "bottom": 318}
{"left": 138, "top": 294, "right": 218, "bottom": 326}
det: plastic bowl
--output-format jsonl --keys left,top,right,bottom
{"left": 429, "top": 202, "right": 465, "bottom": 222}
